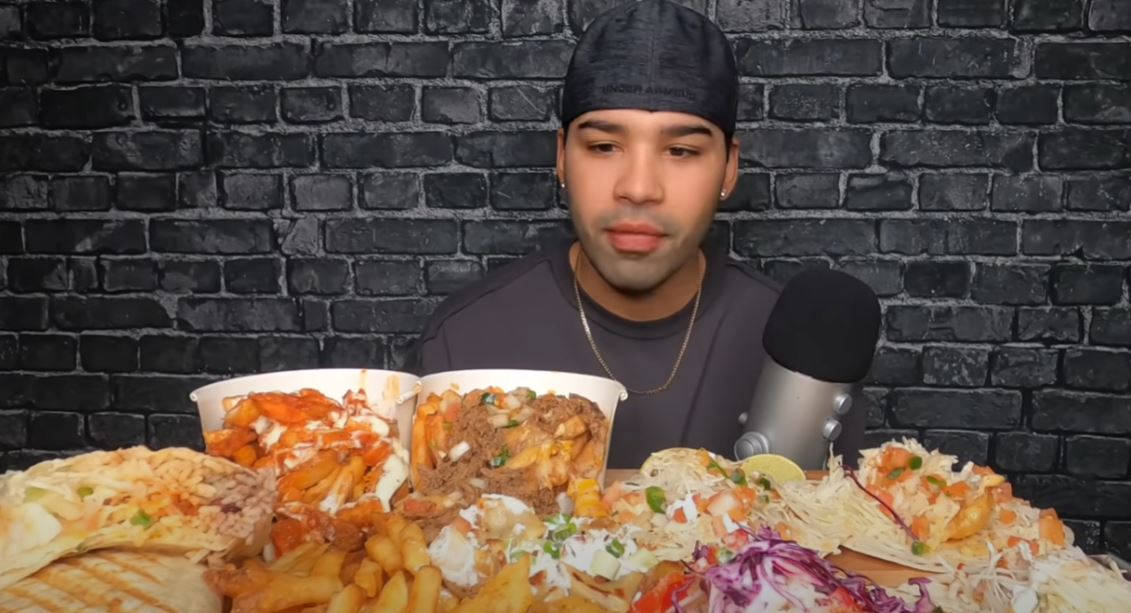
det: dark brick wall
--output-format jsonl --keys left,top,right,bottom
{"left": 1, "top": 0, "right": 1130, "bottom": 554}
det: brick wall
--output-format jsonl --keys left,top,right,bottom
{"left": 1, "top": 0, "right": 1130, "bottom": 554}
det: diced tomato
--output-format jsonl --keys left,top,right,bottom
{"left": 943, "top": 482, "right": 970, "bottom": 499}
{"left": 879, "top": 447, "right": 913, "bottom": 471}
{"left": 998, "top": 509, "right": 1017, "bottom": 525}
{"left": 870, "top": 489, "right": 896, "bottom": 519}
{"left": 1039, "top": 512, "right": 1066, "bottom": 546}
{"left": 990, "top": 483, "right": 1014, "bottom": 504}
{"left": 830, "top": 587, "right": 864, "bottom": 611}
{"left": 271, "top": 518, "right": 307, "bottom": 555}
{"left": 910, "top": 515, "right": 930, "bottom": 541}
{"left": 672, "top": 508, "right": 687, "bottom": 524}
{"left": 630, "top": 571, "right": 693, "bottom": 613}
{"left": 733, "top": 487, "right": 759, "bottom": 509}
{"left": 722, "top": 529, "right": 750, "bottom": 550}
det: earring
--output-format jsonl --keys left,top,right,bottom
{"left": 560, "top": 182, "right": 566, "bottom": 189}
{"left": 720, "top": 190, "right": 727, "bottom": 198}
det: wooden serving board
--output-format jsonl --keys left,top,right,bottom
{"left": 602, "top": 469, "right": 931, "bottom": 588}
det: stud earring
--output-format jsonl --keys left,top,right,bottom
{"left": 720, "top": 190, "right": 727, "bottom": 198}
{"left": 560, "top": 182, "right": 566, "bottom": 189}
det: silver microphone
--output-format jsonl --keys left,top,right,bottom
{"left": 734, "top": 269, "right": 881, "bottom": 470}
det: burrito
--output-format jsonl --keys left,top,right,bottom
{"left": 0, "top": 549, "right": 222, "bottom": 612}
{"left": 0, "top": 446, "right": 273, "bottom": 590}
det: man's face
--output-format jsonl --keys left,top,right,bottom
{"left": 557, "top": 109, "right": 739, "bottom": 293}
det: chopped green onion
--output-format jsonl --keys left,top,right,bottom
{"left": 909, "top": 456, "right": 923, "bottom": 470}
{"left": 546, "top": 512, "right": 571, "bottom": 527}
{"left": 706, "top": 460, "right": 728, "bottom": 478}
{"left": 757, "top": 477, "right": 773, "bottom": 490}
{"left": 77, "top": 486, "right": 93, "bottom": 498}
{"left": 887, "top": 467, "right": 905, "bottom": 480}
{"left": 605, "top": 539, "right": 625, "bottom": 558}
{"left": 552, "top": 523, "right": 577, "bottom": 541}
{"left": 527, "top": 390, "right": 537, "bottom": 402}
{"left": 911, "top": 541, "right": 929, "bottom": 556}
{"left": 489, "top": 446, "right": 511, "bottom": 468}
{"left": 130, "top": 510, "right": 153, "bottom": 528}
{"left": 730, "top": 470, "right": 747, "bottom": 486}
{"left": 503, "top": 419, "right": 520, "bottom": 428}
{"left": 543, "top": 540, "right": 561, "bottom": 559}
{"left": 925, "top": 475, "right": 946, "bottom": 488}
{"left": 645, "top": 486, "right": 666, "bottom": 514}
{"left": 482, "top": 393, "right": 496, "bottom": 405}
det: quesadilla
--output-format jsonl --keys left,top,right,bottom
{"left": 0, "top": 446, "right": 273, "bottom": 590}
{"left": 0, "top": 549, "right": 221, "bottom": 613}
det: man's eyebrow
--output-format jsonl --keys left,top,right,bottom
{"left": 661, "top": 124, "right": 714, "bottom": 139}
{"left": 575, "top": 119, "right": 626, "bottom": 134}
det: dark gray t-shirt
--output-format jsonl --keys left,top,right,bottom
{"left": 407, "top": 242, "right": 864, "bottom": 469}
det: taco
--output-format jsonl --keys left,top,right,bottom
{"left": 779, "top": 439, "right": 1071, "bottom": 573}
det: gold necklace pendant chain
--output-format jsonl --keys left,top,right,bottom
{"left": 572, "top": 253, "right": 703, "bottom": 396}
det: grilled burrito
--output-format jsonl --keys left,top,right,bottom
{"left": 0, "top": 549, "right": 222, "bottom": 612}
{"left": 0, "top": 446, "right": 273, "bottom": 590}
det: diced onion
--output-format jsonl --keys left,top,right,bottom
{"left": 449, "top": 441, "right": 470, "bottom": 462}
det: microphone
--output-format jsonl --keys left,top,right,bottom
{"left": 734, "top": 268, "right": 882, "bottom": 470}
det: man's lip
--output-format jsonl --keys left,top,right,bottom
{"left": 606, "top": 222, "right": 665, "bottom": 236}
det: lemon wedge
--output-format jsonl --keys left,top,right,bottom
{"left": 740, "top": 454, "right": 806, "bottom": 485}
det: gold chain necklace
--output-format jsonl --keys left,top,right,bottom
{"left": 572, "top": 252, "right": 703, "bottom": 395}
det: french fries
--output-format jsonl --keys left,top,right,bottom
{"left": 210, "top": 513, "right": 460, "bottom": 613}
{"left": 371, "top": 571, "right": 409, "bottom": 612}
{"left": 329, "top": 584, "right": 367, "bottom": 613}
{"left": 366, "top": 535, "right": 403, "bottom": 574}
{"left": 354, "top": 559, "right": 384, "bottom": 598}
{"left": 406, "top": 566, "right": 442, "bottom": 613}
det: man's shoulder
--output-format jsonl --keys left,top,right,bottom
{"left": 417, "top": 249, "right": 559, "bottom": 342}
{"left": 719, "top": 256, "right": 782, "bottom": 302}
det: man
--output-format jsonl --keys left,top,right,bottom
{"left": 409, "top": 0, "right": 864, "bottom": 468}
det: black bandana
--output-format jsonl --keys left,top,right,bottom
{"left": 561, "top": 0, "right": 739, "bottom": 137}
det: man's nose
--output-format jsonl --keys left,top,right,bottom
{"left": 613, "top": 150, "right": 663, "bottom": 205}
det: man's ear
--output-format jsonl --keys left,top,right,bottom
{"left": 556, "top": 128, "right": 567, "bottom": 186}
{"left": 722, "top": 136, "right": 740, "bottom": 197}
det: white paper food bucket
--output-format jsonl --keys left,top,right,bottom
{"left": 415, "top": 369, "right": 628, "bottom": 486}
{"left": 190, "top": 369, "right": 422, "bottom": 449}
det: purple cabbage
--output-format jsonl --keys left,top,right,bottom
{"left": 688, "top": 528, "right": 937, "bottom": 613}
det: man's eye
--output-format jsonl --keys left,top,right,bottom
{"left": 670, "top": 147, "right": 699, "bottom": 158}
{"left": 589, "top": 143, "right": 617, "bottom": 153}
